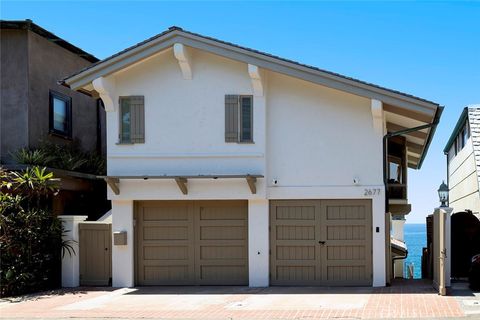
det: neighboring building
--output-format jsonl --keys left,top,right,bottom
{"left": 444, "top": 105, "right": 480, "bottom": 216}
{"left": 62, "top": 26, "right": 442, "bottom": 287}
{"left": 0, "top": 20, "right": 108, "bottom": 218}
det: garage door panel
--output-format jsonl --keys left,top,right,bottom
{"left": 326, "top": 205, "right": 366, "bottom": 220}
{"left": 275, "top": 206, "right": 316, "bottom": 220}
{"left": 200, "top": 226, "right": 246, "bottom": 240}
{"left": 143, "top": 206, "right": 190, "bottom": 221}
{"left": 200, "top": 245, "right": 245, "bottom": 260}
{"left": 144, "top": 226, "right": 190, "bottom": 240}
{"left": 276, "top": 266, "right": 316, "bottom": 282}
{"left": 326, "top": 225, "right": 366, "bottom": 240}
{"left": 271, "top": 199, "right": 372, "bottom": 286}
{"left": 137, "top": 200, "right": 248, "bottom": 286}
{"left": 143, "top": 246, "right": 190, "bottom": 260}
{"left": 327, "top": 245, "right": 366, "bottom": 260}
{"left": 199, "top": 265, "right": 247, "bottom": 284}
{"left": 144, "top": 265, "right": 191, "bottom": 283}
{"left": 276, "top": 225, "right": 315, "bottom": 240}
{"left": 276, "top": 245, "right": 316, "bottom": 260}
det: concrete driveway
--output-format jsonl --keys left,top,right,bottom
{"left": 0, "top": 281, "right": 475, "bottom": 319}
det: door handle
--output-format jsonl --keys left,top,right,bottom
{"left": 318, "top": 241, "right": 326, "bottom": 245}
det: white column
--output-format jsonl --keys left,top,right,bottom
{"left": 444, "top": 207, "right": 452, "bottom": 287}
{"left": 111, "top": 200, "right": 134, "bottom": 287}
{"left": 372, "top": 196, "right": 386, "bottom": 287}
{"left": 248, "top": 199, "right": 269, "bottom": 287}
{"left": 58, "top": 215, "right": 87, "bottom": 287}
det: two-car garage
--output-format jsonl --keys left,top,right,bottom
{"left": 134, "top": 199, "right": 372, "bottom": 286}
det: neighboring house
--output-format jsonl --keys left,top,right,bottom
{"left": 0, "top": 20, "right": 108, "bottom": 218}
{"left": 444, "top": 105, "right": 480, "bottom": 217}
{"left": 61, "top": 26, "right": 442, "bottom": 288}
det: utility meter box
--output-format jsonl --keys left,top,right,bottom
{"left": 113, "top": 231, "right": 127, "bottom": 245}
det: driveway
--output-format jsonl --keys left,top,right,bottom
{"left": 0, "top": 281, "right": 477, "bottom": 319}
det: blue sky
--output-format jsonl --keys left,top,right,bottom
{"left": 2, "top": 1, "right": 479, "bottom": 223}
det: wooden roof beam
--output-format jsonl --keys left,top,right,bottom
{"left": 104, "top": 177, "right": 120, "bottom": 195}
{"left": 246, "top": 176, "right": 257, "bottom": 194}
{"left": 175, "top": 177, "right": 188, "bottom": 195}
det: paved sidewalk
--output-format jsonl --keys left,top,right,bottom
{"left": 0, "top": 281, "right": 472, "bottom": 319}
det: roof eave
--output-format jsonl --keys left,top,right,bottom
{"left": 443, "top": 107, "right": 468, "bottom": 153}
{"left": 62, "top": 29, "right": 440, "bottom": 117}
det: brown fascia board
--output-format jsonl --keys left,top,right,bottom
{"left": 0, "top": 19, "right": 99, "bottom": 63}
{"left": 61, "top": 27, "right": 441, "bottom": 115}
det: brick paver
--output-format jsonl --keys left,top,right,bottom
{"left": 0, "top": 281, "right": 466, "bottom": 319}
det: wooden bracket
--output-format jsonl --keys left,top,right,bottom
{"left": 175, "top": 177, "right": 188, "bottom": 195}
{"left": 246, "top": 175, "right": 257, "bottom": 194}
{"left": 105, "top": 177, "right": 120, "bottom": 195}
{"left": 173, "top": 43, "right": 192, "bottom": 80}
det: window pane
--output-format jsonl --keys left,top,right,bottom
{"left": 121, "top": 100, "right": 131, "bottom": 142}
{"left": 462, "top": 127, "right": 468, "bottom": 147}
{"left": 389, "top": 162, "right": 402, "bottom": 184}
{"left": 53, "top": 97, "right": 67, "bottom": 132}
{"left": 240, "top": 97, "right": 252, "bottom": 142}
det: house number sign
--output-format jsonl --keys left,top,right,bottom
{"left": 364, "top": 188, "right": 381, "bottom": 196}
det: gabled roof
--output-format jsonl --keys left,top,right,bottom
{"left": 0, "top": 19, "right": 99, "bottom": 63}
{"left": 444, "top": 105, "right": 480, "bottom": 153}
{"left": 61, "top": 26, "right": 443, "bottom": 169}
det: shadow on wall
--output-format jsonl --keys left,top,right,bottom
{"left": 451, "top": 211, "right": 480, "bottom": 278}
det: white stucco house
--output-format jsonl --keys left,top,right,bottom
{"left": 61, "top": 26, "right": 442, "bottom": 288}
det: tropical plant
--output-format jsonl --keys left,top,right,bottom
{"left": 12, "top": 141, "right": 105, "bottom": 175}
{"left": 0, "top": 166, "right": 67, "bottom": 297}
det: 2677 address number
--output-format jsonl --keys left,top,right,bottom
{"left": 364, "top": 188, "right": 381, "bottom": 196}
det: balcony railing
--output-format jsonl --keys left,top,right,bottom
{"left": 388, "top": 183, "right": 407, "bottom": 200}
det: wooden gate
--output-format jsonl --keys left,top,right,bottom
{"left": 79, "top": 223, "right": 112, "bottom": 286}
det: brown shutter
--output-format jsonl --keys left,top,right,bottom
{"left": 225, "top": 95, "right": 239, "bottom": 142}
{"left": 130, "top": 96, "right": 145, "bottom": 143}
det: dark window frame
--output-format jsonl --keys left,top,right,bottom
{"left": 239, "top": 95, "right": 253, "bottom": 143}
{"left": 49, "top": 90, "right": 72, "bottom": 138}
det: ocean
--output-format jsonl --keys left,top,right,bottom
{"left": 403, "top": 223, "right": 427, "bottom": 279}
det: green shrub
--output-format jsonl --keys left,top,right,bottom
{"left": 0, "top": 167, "right": 68, "bottom": 297}
{"left": 13, "top": 141, "right": 105, "bottom": 175}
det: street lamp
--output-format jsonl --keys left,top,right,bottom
{"left": 438, "top": 181, "right": 449, "bottom": 207}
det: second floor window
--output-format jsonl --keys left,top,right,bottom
{"left": 49, "top": 91, "right": 72, "bottom": 138}
{"left": 119, "top": 96, "right": 145, "bottom": 144}
{"left": 225, "top": 95, "right": 253, "bottom": 143}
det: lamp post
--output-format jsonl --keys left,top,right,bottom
{"left": 438, "top": 181, "right": 449, "bottom": 208}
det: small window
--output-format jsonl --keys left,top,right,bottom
{"left": 224, "top": 95, "right": 253, "bottom": 143}
{"left": 388, "top": 158, "right": 403, "bottom": 184}
{"left": 119, "top": 96, "right": 145, "bottom": 144}
{"left": 49, "top": 91, "right": 72, "bottom": 137}
{"left": 462, "top": 127, "right": 468, "bottom": 149}
{"left": 240, "top": 96, "right": 253, "bottom": 142}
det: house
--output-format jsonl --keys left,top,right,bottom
{"left": 443, "top": 105, "right": 480, "bottom": 279}
{"left": 444, "top": 105, "right": 480, "bottom": 216}
{"left": 0, "top": 20, "right": 108, "bottom": 218}
{"left": 61, "top": 26, "right": 442, "bottom": 287}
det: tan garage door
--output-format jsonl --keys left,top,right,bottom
{"left": 270, "top": 199, "right": 372, "bottom": 286}
{"left": 136, "top": 201, "right": 248, "bottom": 285}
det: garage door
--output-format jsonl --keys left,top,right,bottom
{"left": 135, "top": 201, "right": 248, "bottom": 285}
{"left": 270, "top": 199, "right": 372, "bottom": 286}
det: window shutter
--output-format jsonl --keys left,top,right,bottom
{"left": 225, "top": 95, "right": 239, "bottom": 142}
{"left": 130, "top": 96, "right": 145, "bottom": 143}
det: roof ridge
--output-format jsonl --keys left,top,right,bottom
{"left": 60, "top": 26, "right": 440, "bottom": 107}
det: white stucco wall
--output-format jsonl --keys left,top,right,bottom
{"left": 100, "top": 46, "right": 387, "bottom": 287}
{"left": 448, "top": 137, "right": 480, "bottom": 214}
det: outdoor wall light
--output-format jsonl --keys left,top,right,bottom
{"left": 438, "top": 181, "right": 449, "bottom": 207}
